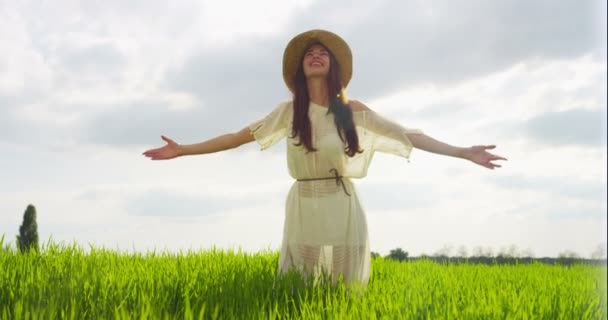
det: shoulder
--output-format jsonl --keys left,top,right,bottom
{"left": 283, "top": 100, "right": 295, "bottom": 111}
{"left": 257, "top": 100, "right": 292, "bottom": 120}
{"left": 274, "top": 100, "right": 293, "bottom": 113}
{"left": 278, "top": 100, "right": 293, "bottom": 108}
{"left": 348, "top": 99, "right": 371, "bottom": 112}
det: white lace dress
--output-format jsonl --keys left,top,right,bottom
{"left": 249, "top": 100, "right": 423, "bottom": 287}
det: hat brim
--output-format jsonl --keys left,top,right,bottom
{"left": 282, "top": 29, "right": 352, "bottom": 93}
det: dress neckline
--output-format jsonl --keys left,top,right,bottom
{"left": 310, "top": 102, "right": 329, "bottom": 109}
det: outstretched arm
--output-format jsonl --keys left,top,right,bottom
{"left": 407, "top": 134, "right": 507, "bottom": 170}
{"left": 348, "top": 99, "right": 507, "bottom": 170}
{"left": 142, "top": 126, "right": 255, "bottom": 160}
{"left": 179, "top": 127, "right": 255, "bottom": 156}
{"left": 406, "top": 134, "right": 467, "bottom": 159}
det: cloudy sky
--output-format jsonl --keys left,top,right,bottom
{"left": 1, "top": 0, "right": 606, "bottom": 258}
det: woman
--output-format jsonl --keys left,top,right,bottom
{"left": 143, "top": 29, "right": 507, "bottom": 287}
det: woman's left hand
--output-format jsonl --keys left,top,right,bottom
{"left": 462, "top": 145, "right": 507, "bottom": 170}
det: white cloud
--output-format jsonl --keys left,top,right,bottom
{"left": 198, "top": 0, "right": 315, "bottom": 46}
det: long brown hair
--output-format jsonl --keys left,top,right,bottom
{"left": 290, "top": 44, "right": 362, "bottom": 157}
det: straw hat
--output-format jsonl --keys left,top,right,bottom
{"left": 282, "top": 29, "right": 352, "bottom": 93}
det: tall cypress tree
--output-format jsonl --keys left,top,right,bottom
{"left": 17, "top": 204, "right": 39, "bottom": 253}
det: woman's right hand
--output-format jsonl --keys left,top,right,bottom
{"left": 142, "top": 135, "right": 182, "bottom": 160}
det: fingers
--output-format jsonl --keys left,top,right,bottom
{"left": 478, "top": 157, "right": 501, "bottom": 170}
{"left": 142, "top": 150, "right": 157, "bottom": 158}
{"left": 491, "top": 155, "right": 508, "bottom": 161}
{"left": 482, "top": 145, "right": 505, "bottom": 158}
{"left": 161, "top": 135, "right": 176, "bottom": 145}
{"left": 142, "top": 148, "right": 159, "bottom": 155}
{"left": 142, "top": 147, "right": 176, "bottom": 160}
{"left": 142, "top": 148, "right": 164, "bottom": 158}
{"left": 485, "top": 146, "right": 508, "bottom": 161}
{"left": 143, "top": 148, "right": 166, "bottom": 158}
{"left": 143, "top": 152, "right": 169, "bottom": 160}
{"left": 485, "top": 151, "right": 507, "bottom": 161}
{"left": 486, "top": 160, "right": 502, "bottom": 170}
{"left": 142, "top": 136, "right": 174, "bottom": 159}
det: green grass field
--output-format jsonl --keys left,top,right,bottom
{"left": 1, "top": 239, "right": 606, "bottom": 319}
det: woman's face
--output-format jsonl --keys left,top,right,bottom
{"left": 302, "top": 43, "right": 331, "bottom": 79}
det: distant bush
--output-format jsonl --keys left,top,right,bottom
{"left": 386, "top": 248, "right": 408, "bottom": 262}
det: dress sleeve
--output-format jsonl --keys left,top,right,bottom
{"left": 356, "top": 109, "right": 424, "bottom": 159}
{"left": 248, "top": 101, "right": 292, "bottom": 150}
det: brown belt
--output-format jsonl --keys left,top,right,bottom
{"left": 296, "top": 168, "right": 351, "bottom": 196}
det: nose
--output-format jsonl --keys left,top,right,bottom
{"left": 309, "top": 51, "right": 323, "bottom": 59}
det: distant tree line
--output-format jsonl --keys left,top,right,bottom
{"left": 7, "top": 203, "right": 607, "bottom": 267}
{"left": 373, "top": 244, "right": 608, "bottom": 266}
